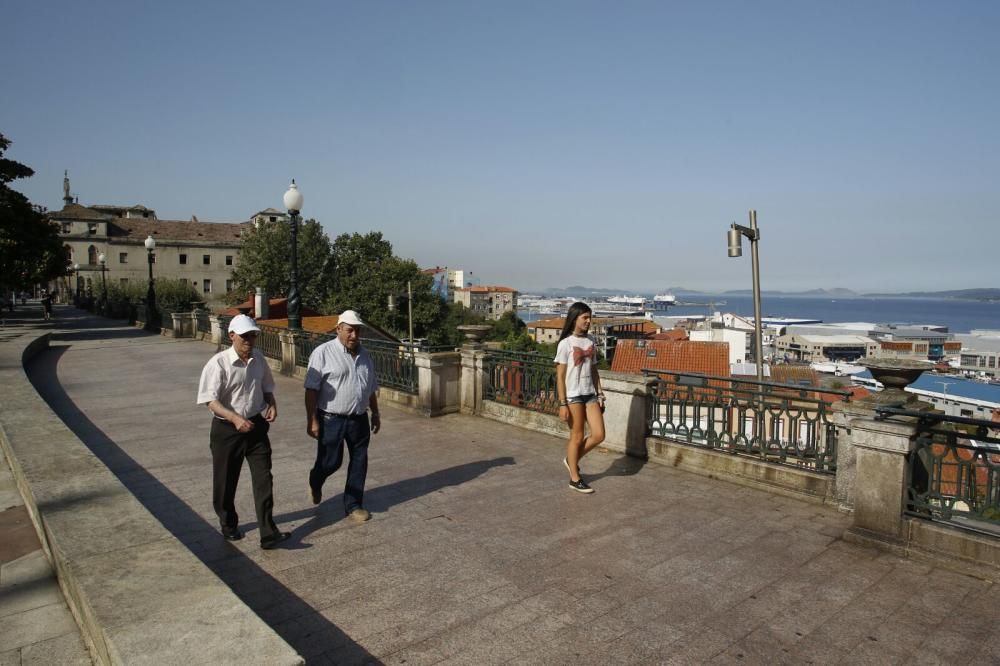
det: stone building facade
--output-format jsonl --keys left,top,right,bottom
{"left": 48, "top": 174, "right": 247, "bottom": 305}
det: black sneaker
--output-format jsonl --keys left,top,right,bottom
{"left": 568, "top": 479, "right": 594, "bottom": 494}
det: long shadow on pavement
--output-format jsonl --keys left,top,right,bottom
{"left": 26, "top": 343, "right": 379, "bottom": 664}
{"left": 272, "top": 457, "right": 516, "bottom": 539}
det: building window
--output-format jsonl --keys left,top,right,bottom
{"left": 88, "top": 245, "right": 97, "bottom": 264}
{"left": 203, "top": 254, "right": 211, "bottom": 265}
{"left": 62, "top": 222, "right": 71, "bottom": 233}
{"left": 119, "top": 252, "right": 128, "bottom": 264}
{"left": 179, "top": 254, "right": 187, "bottom": 265}
{"left": 203, "top": 279, "right": 211, "bottom": 293}
{"left": 225, "top": 279, "right": 233, "bottom": 292}
{"left": 225, "top": 255, "right": 233, "bottom": 266}
{"left": 88, "top": 224, "right": 97, "bottom": 235}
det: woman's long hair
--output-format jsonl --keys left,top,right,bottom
{"left": 558, "top": 301, "right": 592, "bottom": 342}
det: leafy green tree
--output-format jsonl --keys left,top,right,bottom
{"left": 427, "top": 301, "right": 488, "bottom": 347}
{"left": 0, "top": 133, "right": 68, "bottom": 292}
{"left": 324, "top": 232, "right": 446, "bottom": 337}
{"left": 229, "top": 218, "right": 332, "bottom": 308}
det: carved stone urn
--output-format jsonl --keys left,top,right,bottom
{"left": 456, "top": 324, "right": 492, "bottom": 344}
{"left": 857, "top": 358, "right": 931, "bottom": 407}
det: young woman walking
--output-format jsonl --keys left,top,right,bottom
{"left": 554, "top": 302, "right": 606, "bottom": 493}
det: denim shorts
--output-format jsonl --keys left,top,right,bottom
{"left": 567, "top": 393, "right": 598, "bottom": 405}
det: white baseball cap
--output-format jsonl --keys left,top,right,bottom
{"left": 228, "top": 314, "right": 261, "bottom": 335}
{"left": 337, "top": 310, "right": 365, "bottom": 327}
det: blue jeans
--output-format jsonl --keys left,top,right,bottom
{"left": 310, "top": 412, "right": 370, "bottom": 513}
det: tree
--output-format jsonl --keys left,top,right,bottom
{"left": 0, "top": 133, "right": 68, "bottom": 292}
{"left": 228, "top": 218, "right": 332, "bottom": 308}
{"left": 324, "top": 232, "right": 447, "bottom": 338}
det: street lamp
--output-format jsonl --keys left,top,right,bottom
{"left": 283, "top": 180, "right": 304, "bottom": 331}
{"left": 388, "top": 280, "right": 415, "bottom": 353}
{"left": 73, "top": 263, "right": 81, "bottom": 305}
{"left": 98, "top": 252, "right": 108, "bottom": 314}
{"left": 144, "top": 235, "right": 160, "bottom": 331}
{"left": 727, "top": 209, "right": 765, "bottom": 384}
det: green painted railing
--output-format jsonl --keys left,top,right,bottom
{"left": 877, "top": 407, "right": 1000, "bottom": 533}
{"left": 646, "top": 370, "right": 848, "bottom": 474}
{"left": 483, "top": 350, "right": 559, "bottom": 415}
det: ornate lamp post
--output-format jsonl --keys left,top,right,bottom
{"left": 98, "top": 252, "right": 108, "bottom": 314}
{"left": 144, "top": 235, "right": 160, "bottom": 331}
{"left": 283, "top": 180, "right": 304, "bottom": 331}
{"left": 73, "top": 263, "right": 81, "bottom": 305}
{"left": 727, "top": 209, "right": 765, "bottom": 384}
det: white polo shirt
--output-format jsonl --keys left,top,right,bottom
{"left": 197, "top": 346, "right": 275, "bottom": 419}
{"left": 304, "top": 338, "right": 378, "bottom": 415}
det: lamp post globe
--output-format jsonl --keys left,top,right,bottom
{"left": 283, "top": 180, "right": 303, "bottom": 331}
{"left": 144, "top": 235, "right": 160, "bottom": 332}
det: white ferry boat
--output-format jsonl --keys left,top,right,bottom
{"left": 652, "top": 293, "right": 676, "bottom": 309}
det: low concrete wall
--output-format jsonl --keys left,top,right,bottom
{"left": 645, "top": 436, "right": 837, "bottom": 504}
{"left": 0, "top": 330, "right": 302, "bottom": 665}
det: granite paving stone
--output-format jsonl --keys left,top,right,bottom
{"left": 5, "top": 310, "right": 996, "bottom": 664}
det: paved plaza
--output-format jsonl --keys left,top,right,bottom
{"left": 4, "top": 306, "right": 1000, "bottom": 664}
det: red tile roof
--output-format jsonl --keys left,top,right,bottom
{"left": 223, "top": 297, "right": 320, "bottom": 319}
{"left": 611, "top": 339, "right": 730, "bottom": 376}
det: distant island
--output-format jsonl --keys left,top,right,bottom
{"left": 536, "top": 286, "right": 1000, "bottom": 302}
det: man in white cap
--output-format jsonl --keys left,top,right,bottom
{"left": 197, "top": 314, "right": 290, "bottom": 549}
{"left": 304, "top": 309, "right": 381, "bottom": 521}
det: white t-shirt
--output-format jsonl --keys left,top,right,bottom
{"left": 554, "top": 335, "right": 597, "bottom": 398}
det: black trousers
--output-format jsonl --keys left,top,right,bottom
{"left": 210, "top": 415, "right": 279, "bottom": 542}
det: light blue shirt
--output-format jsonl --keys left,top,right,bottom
{"left": 304, "top": 338, "right": 378, "bottom": 415}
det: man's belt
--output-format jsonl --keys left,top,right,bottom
{"left": 317, "top": 409, "right": 367, "bottom": 419}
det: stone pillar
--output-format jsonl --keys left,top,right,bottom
{"left": 416, "top": 350, "right": 461, "bottom": 417}
{"left": 278, "top": 330, "right": 299, "bottom": 377}
{"left": 255, "top": 288, "right": 269, "bottom": 320}
{"left": 169, "top": 312, "right": 193, "bottom": 338}
{"left": 459, "top": 345, "right": 486, "bottom": 415}
{"left": 209, "top": 315, "right": 226, "bottom": 347}
{"left": 600, "top": 371, "right": 653, "bottom": 458}
{"left": 845, "top": 414, "right": 919, "bottom": 546}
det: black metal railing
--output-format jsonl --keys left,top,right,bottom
{"left": 361, "top": 338, "right": 418, "bottom": 393}
{"left": 294, "top": 330, "right": 332, "bottom": 367}
{"left": 877, "top": 407, "right": 1000, "bottom": 533}
{"left": 292, "top": 333, "right": 418, "bottom": 394}
{"left": 646, "top": 370, "right": 849, "bottom": 474}
{"left": 483, "top": 350, "right": 560, "bottom": 415}
{"left": 257, "top": 324, "right": 283, "bottom": 360}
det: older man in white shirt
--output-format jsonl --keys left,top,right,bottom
{"left": 304, "top": 310, "right": 381, "bottom": 522}
{"left": 197, "top": 314, "right": 290, "bottom": 549}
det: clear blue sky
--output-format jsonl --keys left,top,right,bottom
{"left": 3, "top": 1, "right": 998, "bottom": 293}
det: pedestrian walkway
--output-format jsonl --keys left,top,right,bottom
{"left": 9, "top": 307, "right": 1000, "bottom": 664}
{"left": 1, "top": 432, "right": 92, "bottom": 665}
{"left": 0, "top": 303, "right": 92, "bottom": 664}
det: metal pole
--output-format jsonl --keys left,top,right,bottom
{"left": 145, "top": 249, "right": 158, "bottom": 331}
{"left": 749, "top": 210, "right": 764, "bottom": 384}
{"left": 287, "top": 211, "right": 301, "bottom": 331}
{"left": 407, "top": 280, "right": 414, "bottom": 348}
{"left": 100, "top": 262, "right": 108, "bottom": 313}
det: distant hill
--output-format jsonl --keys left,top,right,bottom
{"left": 722, "top": 288, "right": 859, "bottom": 297}
{"left": 862, "top": 288, "right": 1000, "bottom": 301}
